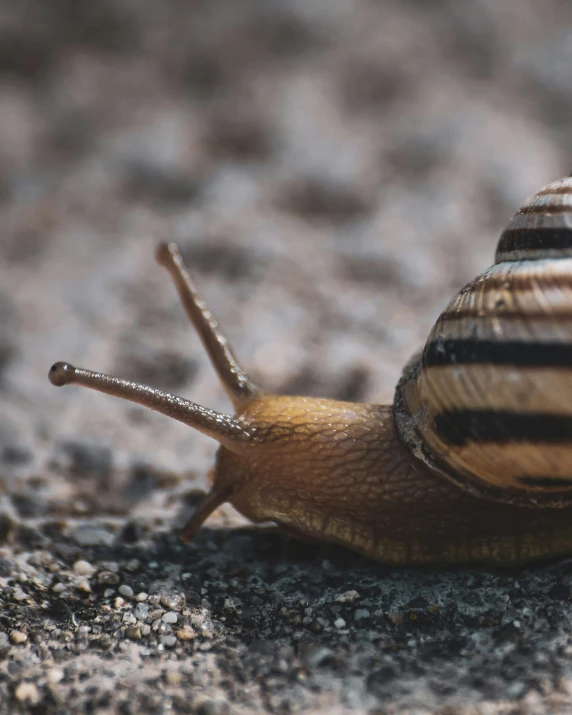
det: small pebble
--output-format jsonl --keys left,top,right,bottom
{"left": 136, "top": 592, "right": 149, "bottom": 602}
{"left": 119, "top": 584, "right": 134, "bottom": 598}
{"left": 141, "top": 624, "right": 151, "bottom": 636}
{"left": 161, "top": 635, "right": 177, "bottom": 647}
{"left": 165, "top": 670, "right": 182, "bottom": 686}
{"left": 10, "top": 630, "right": 28, "bottom": 644}
{"left": 135, "top": 603, "right": 149, "bottom": 620}
{"left": 74, "top": 525, "right": 113, "bottom": 547}
{"left": 334, "top": 618, "right": 346, "bottom": 629}
{"left": 77, "top": 580, "right": 91, "bottom": 593}
{"left": 15, "top": 682, "right": 39, "bottom": 705}
{"left": 52, "top": 582, "right": 65, "bottom": 593}
{"left": 98, "top": 571, "right": 119, "bottom": 586}
{"left": 114, "top": 597, "right": 125, "bottom": 609}
{"left": 73, "top": 560, "right": 95, "bottom": 576}
{"left": 47, "top": 667, "right": 64, "bottom": 685}
{"left": 177, "top": 625, "right": 195, "bottom": 640}
{"left": 354, "top": 608, "right": 370, "bottom": 622}
{"left": 126, "top": 626, "right": 142, "bottom": 640}
{"left": 104, "top": 589, "right": 115, "bottom": 598}
{"left": 335, "top": 590, "right": 360, "bottom": 603}
{"left": 162, "top": 612, "right": 178, "bottom": 624}
{"left": 160, "top": 592, "right": 183, "bottom": 610}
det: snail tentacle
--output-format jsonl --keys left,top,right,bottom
{"left": 156, "top": 241, "right": 259, "bottom": 408}
{"left": 48, "top": 362, "right": 252, "bottom": 453}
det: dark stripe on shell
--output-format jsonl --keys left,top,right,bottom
{"left": 518, "top": 203, "right": 572, "bottom": 215}
{"left": 537, "top": 185, "right": 572, "bottom": 196}
{"left": 437, "top": 309, "right": 572, "bottom": 322}
{"left": 424, "top": 339, "right": 572, "bottom": 367}
{"left": 467, "top": 272, "right": 572, "bottom": 292}
{"left": 433, "top": 410, "right": 572, "bottom": 446}
{"left": 497, "top": 227, "right": 572, "bottom": 257}
{"left": 517, "top": 476, "right": 572, "bottom": 488}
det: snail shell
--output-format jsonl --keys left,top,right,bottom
{"left": 395, "top": 177, "right": 572, "bottom": 504}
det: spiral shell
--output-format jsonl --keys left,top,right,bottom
{"left": 395, "top": 177, "right": 572, "bottom": 503}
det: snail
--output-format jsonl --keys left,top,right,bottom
{"left": 49, "top": 177, "right": 572, "bottom": 566}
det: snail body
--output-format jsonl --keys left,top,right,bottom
{"left": 49, "top": 178, "right": 572, "bottom": 565}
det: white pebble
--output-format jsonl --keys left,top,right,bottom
{"left": 334, "top": 618, "right": 346, "bottom": 629}
{"left": 135, "top": 592, "right": 149, "bottom": 602}
{"left": 52, "top": 582, "right": 65, "bottom": 593}
{"left": 118, "top": 585, "right": 134, "bottom": 598}
{"left": 15, "top": 682, "right": 39, "bottom": 704}
{"left": 335, "top": 590, "right": 360, "bottom": 603}
{"left": 161, "top": 635, "right": 177, "bottom": 647}
{"left": 354, "top": 608, "right": 370, "bottom": 622}
{"left": 103, "top": 588, "right": 115, "bottom": 598}
{"left": 48, "top": 668, "right": 64, "bottom": 684}
{"left": 73, "top": 560, "right": 95, "bottom": 576}
{"left": 162, "top": 612, "right": 178, "bottom": 624}
{"left": 114, "top": 597, "right": 125, "bottom": 609}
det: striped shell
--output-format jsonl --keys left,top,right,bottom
{"left": 395, "top": 177, "right": 572, "bottom": 504}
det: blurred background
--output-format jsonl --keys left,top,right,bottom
{"left": 0, "top": 0, "right": 571, "bottom": 517}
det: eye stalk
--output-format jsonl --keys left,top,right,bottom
{"left": 46, "top": 362, "right": 252, "bottom": 452}
{"left": 153, "top": 241, "right": 258, "bottom": 408}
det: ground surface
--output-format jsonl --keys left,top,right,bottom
{"left": 1, "top": 1, "right": 572, "bottom": 712}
